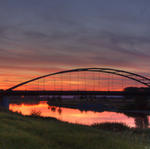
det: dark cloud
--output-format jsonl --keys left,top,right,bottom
{"left": 0, "top": 0, "right": 150, "bottom": 80}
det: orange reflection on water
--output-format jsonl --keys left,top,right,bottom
{"left": 9, "top": 101, "right": 136, "bottom": 127}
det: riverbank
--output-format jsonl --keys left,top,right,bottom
{"left": 0, "top": 109, "right": 149, "bottom": 149}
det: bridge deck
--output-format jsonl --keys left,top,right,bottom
{"left": 1, "top": 90, "right": 150, "bottom": 96}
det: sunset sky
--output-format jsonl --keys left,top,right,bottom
{"left": 0, "top": 0, "right": 150, "bottom": 89}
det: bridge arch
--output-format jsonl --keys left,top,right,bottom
{"left": 6, "top": 68, "right": 150, "bottom": 91}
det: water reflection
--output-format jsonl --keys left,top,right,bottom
{"left": 8, "top": 100, "right": 146, "bottom": 128}
{"left": 122, "top": 95, "right": 150, "bottom": 128}
{"left": 123, "top": 112, "right": 149, "bottom": 129}
{"left": 135, "top": 116, "right": 149, "bottom": 128}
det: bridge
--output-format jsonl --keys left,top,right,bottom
{"left": 2, "top": 90, "right": 150, "bottom": 96}
{"left": 1, "top": 67, "right": 150, "bottom": 107}
{"left": 5, "top": 68, "right": 150, "bottom": 91}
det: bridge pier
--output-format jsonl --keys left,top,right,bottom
{"left": 0, "top": 96, "right": 9, "bottom": 110}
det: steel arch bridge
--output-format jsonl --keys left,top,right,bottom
{"left": 6, "top": 68, "right": 150, "bottom": 91}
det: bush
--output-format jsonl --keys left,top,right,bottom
{"left": 92, "top": 122, "right": 130, "bottom": 132}
{"left": 30, "top": 109, "right": 41, "bottom": 117}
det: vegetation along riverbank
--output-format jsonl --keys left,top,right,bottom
{"left": 0, "top": 108, "right": 150, "bottom": 149}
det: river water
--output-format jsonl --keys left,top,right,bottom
{"left": 9, "top": 100, "right": 150, "bottom": 128}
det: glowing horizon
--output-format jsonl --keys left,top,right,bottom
{"left": 1, "top": 70, "right": 145, "bottom": 91}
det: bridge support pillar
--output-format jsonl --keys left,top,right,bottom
{"left": 0, "top": 96, "right": 9, "bottom": 110}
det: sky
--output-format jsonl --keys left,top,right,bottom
{"left": 0, "top": 0, "right": 150, "bottom": 89}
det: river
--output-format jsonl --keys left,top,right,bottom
{"left": 9, "top": 100, "right": 150, "bottom": 128}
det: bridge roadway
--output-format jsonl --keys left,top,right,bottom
{"left": 1, "top": 90, "right": 150, "bottom": 96}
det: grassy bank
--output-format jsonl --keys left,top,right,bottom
{"left": 0, "top": 110, "right": 149, "bottom": 149}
